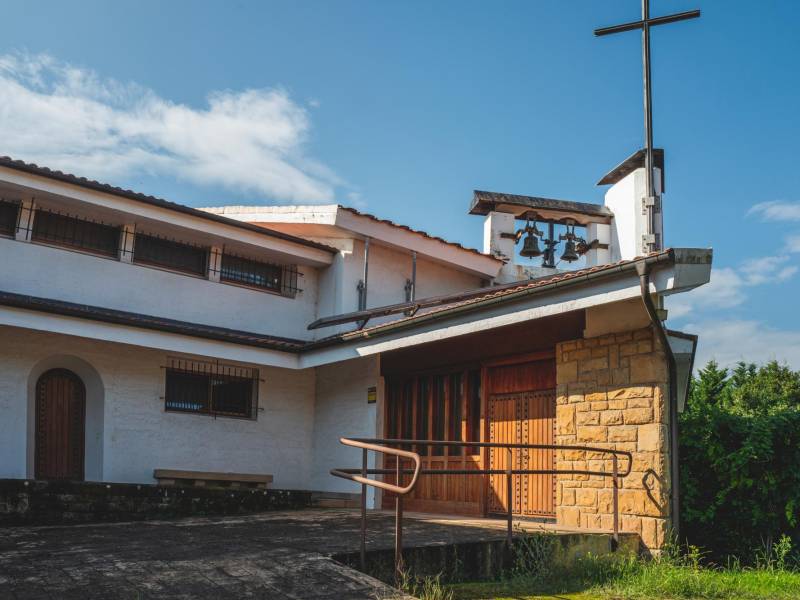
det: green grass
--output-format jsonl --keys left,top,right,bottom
{"left": 448, "top": 566, "right": 800, "bottom": 600}
{"left": 442, "top": 534, "right": 800, "bottom": 600}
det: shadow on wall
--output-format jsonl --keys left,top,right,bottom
{"left": 26, "top": 354, "right": 105, "bottom": 481}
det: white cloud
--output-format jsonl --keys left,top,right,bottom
{"left": 668, "top": 254, "right": 797, "bottom": 320}
{"left": 785, "top": 234, "right": 800, "bottom": 253}
{"left": 748, "top": 200, "right": 800, "bottom": 222}
{"left": 0, "top": 52, "right": 343, "bottom": 202}
{"left": 739, "top": 255, "right": 798, "bottom": 285}
{"left": 668, "top": 266, "right": 745, "bottom": 319}
{"left": 689, "top": 319, "right": 800, "bottom": 370}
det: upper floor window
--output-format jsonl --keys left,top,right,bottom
{"left": 164, "top": 357, "right": 258, "bottom": 419}
{"left": 0, "top": 199, "right": 19, "bottom": 237}
{"left": 32, "top": 209, "right": 121, "bottom": 257}
{"left": 133, "top": 232, "right": 208, "bottom": 276}
{"left": 219, "top": 252, "right": 300, "bottom": 295}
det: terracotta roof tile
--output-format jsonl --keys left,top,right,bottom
{"left": 337, "top": 250, "right": 672, "bottom": 338}
{"left": 338, "top": 205, "right": 500, "bottom": 261}
{"left": 0, "top": 156, "right": 336, "bottom": 254}
{"left": 0, "top": 290, "right": 307, "bottom": 352}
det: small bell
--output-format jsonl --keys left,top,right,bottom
{"left": 519, "top": 230, "right": 542, "bottom": 258}
{"left": 560, "top": 238, "right": 580, "bottom": 262}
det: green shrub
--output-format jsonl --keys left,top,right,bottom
{"left": 680, "top": 361, "right": 800, "bottom": 562}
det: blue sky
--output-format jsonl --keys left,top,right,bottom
{"left": 1, "top": 0, "right": 799, "bottom": 369}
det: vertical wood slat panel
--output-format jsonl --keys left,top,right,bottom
{"left": 382, "top": 372, "right": 483, "bottom": 515}
{"left": 486, "top": 358, "right": 556, "bottom": 519}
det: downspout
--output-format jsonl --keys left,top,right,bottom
{"left": 636, "top": 261, "right": 680, "bottom": 540}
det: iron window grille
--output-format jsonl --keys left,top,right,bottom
{"left": 163, "top": 357, "right": 259, "bottom": 419}
{"left": 133, "top": 231, "right": 209, "bottom": 276}
{"left": 30, "top": 207, "right": 121, "bottom": 257}
{"left": 213, "top": 249, "right": 301, "bottom": 296}
{"left": 0, "top": 199, "right": 20, "bottom": 237}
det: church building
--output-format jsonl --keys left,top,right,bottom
{"left": 0, "top": 150, "right": 710, "bottom": 551}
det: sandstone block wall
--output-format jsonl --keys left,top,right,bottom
{"left": 555, "top": 326, "right": 671, "bottom": 550}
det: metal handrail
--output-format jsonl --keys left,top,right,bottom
{"left": 330, "top": 437, "right": 422, "bottom": 495}
{"left": 331, "top": 437, "right": 631, "bottom": 580}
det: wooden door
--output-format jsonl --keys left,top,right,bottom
{"left": 35, "top": 369, "right": 85, "bottom": 481}
{"left": 487, "top": 358, "right": 556, "bottom": 518}
{"left": 383, "top": 370, "right": 483, "bottom": 515}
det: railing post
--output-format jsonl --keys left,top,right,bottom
{"left": 360, "top": 447, "right": 367, "bottom": 571}
{"left": 506, "top": 447, "right": 513, "bottom": 548}
{"left": 612, "top": 454, "right": 619, "bottom": 552}
{"left": 395, "top": 457, "right": 404, "bottom": 583}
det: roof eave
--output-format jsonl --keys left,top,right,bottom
{"left": 0, "top": 159, "right": 336, "bottom": 264}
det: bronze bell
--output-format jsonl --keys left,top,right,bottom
{"left": 560, "top": 238, "right": 580, "bottom": 262}
{"left": 519, "top": 231, "right": 542, "bottom": 258}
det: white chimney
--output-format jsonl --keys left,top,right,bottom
{"left": 604, "top": 165, "right": 663, "bottom": 262}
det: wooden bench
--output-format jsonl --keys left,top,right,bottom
{"left": 153, "top": 469, "right": 273, "bottom": 489}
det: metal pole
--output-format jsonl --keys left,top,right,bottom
{"left": 612, "top": 454, "right": 620, "bottom": 551}
{"left": 410, "top": 251, "right": 416, "bottom": 302}
{"left": 360, "top": 447, "right": 367, "bottom": 571}
{"left": 395, "top": 457, "right": 404, "bottom": 582}
{"left": 358, "top": 237, "right": 370, "bottom": 311}
{"left": 506, "top": 447, "right": 513, "bottom": 548}
{"left": 642, "top": 0, "right": 657, "bottom": 252}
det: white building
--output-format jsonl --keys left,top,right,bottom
{"left": 0, "top": 150, "right": 711, "bottom": 550}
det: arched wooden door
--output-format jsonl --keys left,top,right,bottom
{"left": 35, "top": 369, "right": 86, "bottom": 481}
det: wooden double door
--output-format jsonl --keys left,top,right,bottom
{"left": 382, "top": 354, "right": 556, "bottom": 518}
{"left": 35, "top": 369, "right": 86, "bottom": 481}
{"left": 486, "top": 357, "right": 556, "bottom": 519}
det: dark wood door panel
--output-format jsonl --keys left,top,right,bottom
{"left": 35, "top": 369, "right": 85, "bottom": 481}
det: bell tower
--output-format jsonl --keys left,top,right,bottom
{"left": 470, "top": 190, "right": 615, "bottom": 284}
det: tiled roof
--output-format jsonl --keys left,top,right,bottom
{"left": 338, "top": 206, "right": 499, "bottom": 261}
{"left": 0, "top": 156, "right": 336, "bottom": 254}
{"left": 0, "top": 291, "right": 307, "bottom": 353}
{"left": 331, "top": 250, "right": 674, "bottom": 341}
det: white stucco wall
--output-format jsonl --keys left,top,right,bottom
{"left": 0, "top": 237, "right": 320, "bottom": 340}
{"left": 0, "top": 326, "right": 316, "bottom": 488}
{"left": 310, "top": 356, "right": 380, "bottom": 506}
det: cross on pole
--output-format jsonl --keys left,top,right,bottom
{"left": 595, "top": 1, "right": 700, "bottom": 254}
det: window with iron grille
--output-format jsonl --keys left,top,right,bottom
{"left": 31, "top": 209, "right": 121, "bottom": 257}
{"left": 219, "top": 252, "right": 300, "bottom": 295}
{"left": 0, "top": 199, "right": 19, "bottom": 237}
{"left": 164, "top": 357, "right": 258, "bottom": 419}
{"left": 133, "top": 232, "right": 208, "bottom": 276}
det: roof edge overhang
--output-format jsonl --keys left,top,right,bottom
{"left": 470, "top": 190, "right": 613, "bottom": 226}
{"left": 0, "top": 162, "right": 335, "bottom": 267}
{"left": 334, "top": 207, "right": 502, "bottom": 278}
{"left": 300, "top": 248, "right": 712, "bottom": 367}
{"left": 667, "top": 328, "right": 699, "bottom": 412}
{"left": 200, "top": 204, "right": 503, "bottom": 279}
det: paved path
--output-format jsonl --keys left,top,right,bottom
{"left": 0, "top": 510, "right": 417, "bottom": 600}
{"left": 0, "top": 508, "right": 630, "bottom": 599}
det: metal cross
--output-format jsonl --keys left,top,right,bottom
{"left": 595, "top": 1, "right": 700, "bottom": 253}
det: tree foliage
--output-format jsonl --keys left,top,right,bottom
{"left": 680, "top": 360, "right": 800, "bottom": 561}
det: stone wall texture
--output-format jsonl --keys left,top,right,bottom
{"left": 0, "top": 479, "right": 313, "bottom": 526}
{"left": 555, "top": 326, "right": 671, "bottom": 550}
